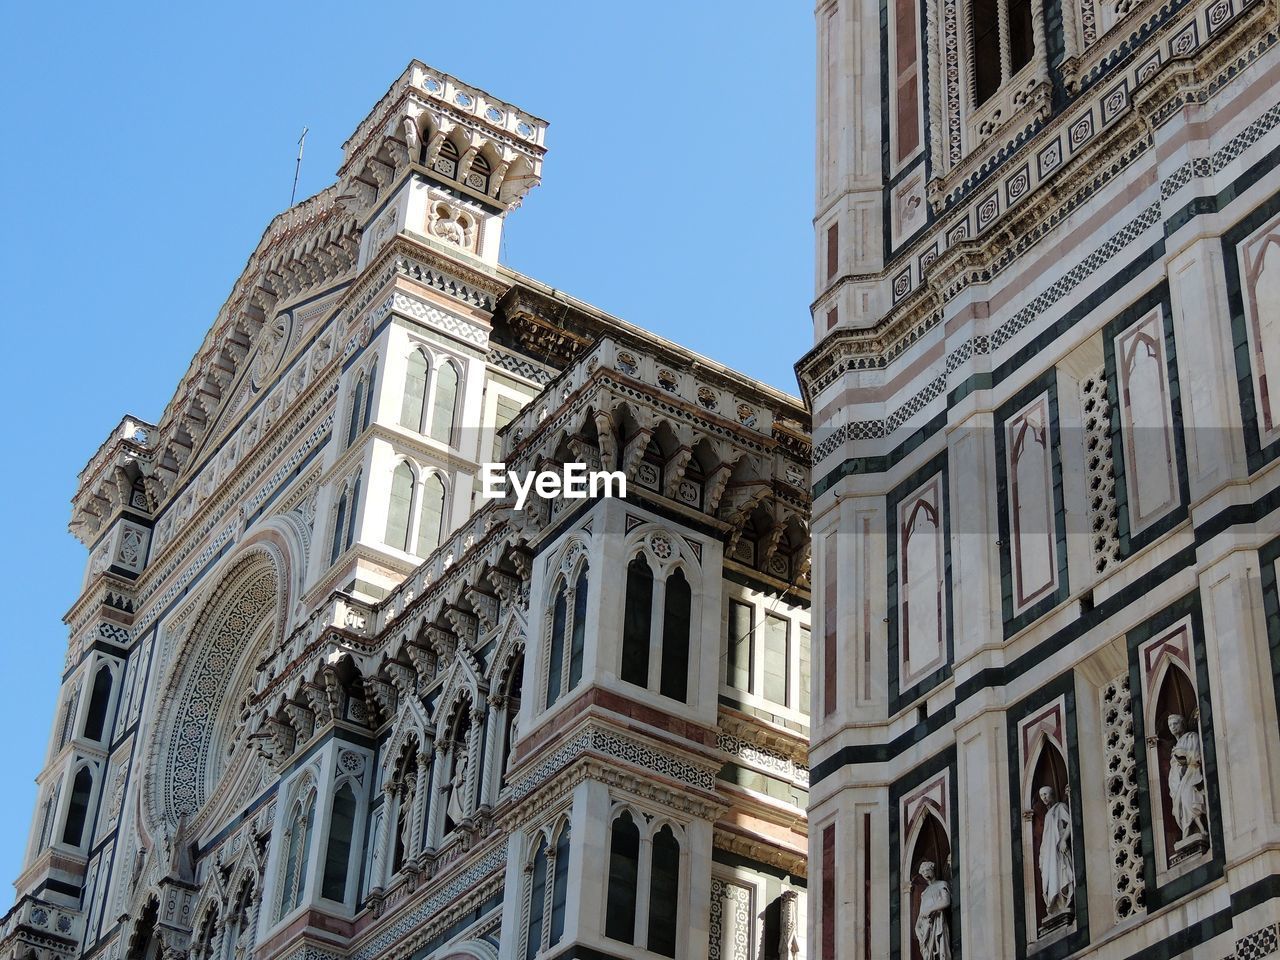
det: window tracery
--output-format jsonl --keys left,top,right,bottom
{"left": 620, "top": 536, "right": 696, "bottom": 705}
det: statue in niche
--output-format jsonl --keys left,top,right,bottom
{"left": 1166, "top": 714, "right": 1208, "bottom": 848}
{"left": 505, "top": 713, "right": 519, "bottom": 773}
{"left": 914, "top": 860, "right": 952, "bottom": 960}
{"left": 446, "top": 748, "right": 469, "bottom": 828}
{"left": 1036, "top": 786, "right": 1074, "bottom": 923}
{"left": 401, "top": 116, "right": 421, "bottom": 157}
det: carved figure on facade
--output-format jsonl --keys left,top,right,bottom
{"left": 1166, "top": 713, "right": 1208, "bottom": 849}
{"left": 1036, "top": 786, "right": 1074, "bottom": 923}
{"left": 914, "top": 860, "right": 951, "bottom": 960}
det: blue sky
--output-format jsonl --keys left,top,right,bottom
{"left": 0, "top": 2, "right": 813, "bottom": 900}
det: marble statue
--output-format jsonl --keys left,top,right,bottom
{"left": 1037, "top": 786, "right": 1074, "bottom": 920}
{"left": 914, "top": 860, "right": 952, "bottom": 960}
{"left": 1167, "top": 714, "right": 1208, "bottom": 845}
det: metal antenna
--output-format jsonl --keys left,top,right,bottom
{"left": 290, "top": 127, "right": 309, "bottom": 206}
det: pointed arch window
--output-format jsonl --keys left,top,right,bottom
{"left": 386, "top": 463, "right": 415, "bottom": 551}
{"left": 434, "top": 138, "right": 460, "bottom": 179}
{"left": 331, "top": 489, "right": 349, "bottom": 565}
{"left": 621, "top": 552, "right": 693, "bottom": 705}
{"left": 525, "top": 836, "right": 549, "bottom": 960}
{"left": 621, "top": 558, "right": 653, "bottom": 688}
{"left": 417, "top": 473, "right": 446, "bottom": 556}
{"left": 605, "top": 810, "right": 684, "bottom": 955}
{"left": 466, "top": 153, "right": 492, "bottom": 194}
{"left": 321, "top": 782, "right": 357, "bottom": 902}
{"left": 549, "top": 822, "right": 570, "bottom": 946}
{"left": 647, "top": 825, "right": 681, "bottom": 958}
{"left": 605, "top": 811, "right": 640, "bottom": 944}
{"left": 348, "top": 376, "right": 366, "bottom": 447}
{"left": 659, "top": 570, "right": 691, "bottom": 702}
{"left": 344, "top": 473, "right": 362, "bottom": 552}
{"left": 61, "top": 766, "right": 93, "bottom": 847}
{"left": 279, "top": 790, "right": 315, "bottom": 917}
{"left": 401, "top": 350, "right": 429, "bottom": 431}
{"left": 545, "top": 563, "right": 589, "bottom": 709}
{"left": 82, "top": 664, "right": 114, "bottom": 743}
{"left": 430, "top": 361, "right": 459, "bottom": 445}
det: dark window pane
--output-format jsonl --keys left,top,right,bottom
{"left": 569, "top": 568, "right": 588, "bottom": 690}
{"left": 973, "top": 0, "right": 1001, "bottom": 104}
{"left": 525, "top": 838, "right": 548, "bottom": 960}
{"left": 61, "top": 767, "right": 93, "bottom": 846}
{"left": 605, "top": 813, "right": 640, "bottom": 944}
{"left": 621, "top": 559, "right": 653, "bottom": 688}
{"left": 1009, "top": 0, "right": 1034, "bottom": 73}
{"left": 546, "top": 583, "right": 568, "bottom": 708}
{"left": 322, "top": 784, "right": 356, "bottom": 901}
{"left": 660, "top": 570, "right": 691, "bottom": 702}
{"left": 82, "top": 665, "right": 113, "bottom": 743}
{"left": 549, "top": 825, "right": 570, "bottom": 946}
{"left": 416, "top": 475, "right": 446, "bottom": 556}
{"left": 331, "top": 493, "right": 348, "bottom": 564}
{"left": 647, "top": 826, "right": 680, "bottom": 957}
{"left": 348, "top": 378, "right": 365, "bottom": 447}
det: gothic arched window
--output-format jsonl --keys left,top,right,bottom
{"left": 545, "top": 563, "right": 590, "bottom": 709}
{"left": 322, "top": 782, "right": 357, "bottom": 902}
{"left": 605, "top": 811, "right": 641, "bottom": 944}
{"left": 61, "top": 766, "right": 93, "bottom": 847}
{"left": 621, "top": 558, "right": 654, "bottom": 688}
{"left": 417, "top": 473, "right": 446, "bottom": 556}
{"left": 82, "top": 663, "right": 113, "bottom": 743}
{"left": 549, "top": 821, "right": 571, "bottom": 947}
{"left": 659, "top": 570, "right": 691, "bottom": 702}
{"left": 467, "top": 153, "right": 492, "bottom": 194}
{"left": 430, "top": 361, "right": 459, "bottom": 445}
{"left": 525, "top": 835, "right": 549, "bottom": 960}
{"left": 344, "top": 473, "right": 362, "bottom": 551}
{"left": 278, "top": 789, "right": 316, "bottom": 917}
{"left": 647, "top": 825, "right": 681, "bottom": 958}
{"left": 331, "top": 489, "right": 349, "bottom": 565}
{"left": 386, "top": 463, "right": 415, "bottom": 551}
{"left": 348, "top": 375, "right": 366, "bottom": 447}
{"left": 401, "top": 350, "right": 429, "bottom": 431}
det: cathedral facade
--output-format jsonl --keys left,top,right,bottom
{"left": 802, "top": 0, "right": 1280, "bottom": 957}
{"left": 2, "top": 64, "right": 812, "bottom": 960}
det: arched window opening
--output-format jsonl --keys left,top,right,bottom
{"left": 331, "top": 490, "right": 349, "bottom": 565}
{"left": 569, "top": 567, "right": 588, "bottom": 691}
{"left": 345, "top": 473, "right": 362, "bottom": 551}
{"left": 82, "top": 664, "right": 114, "bottom": 743}
{"left": 322, "top": 782, "right": 357, "bottom": 902}
{"left": 545, "top": 580, "right": 568, "bottom": 710}
{"left": 401, "top": 350, "right": 429, "bottom": 431}
{"left": 362, "top": 364, "right": 377, "bottom": 431}
{"left": 348, "top": 375, "right": 367, "bottom": 447}
{"left": 605, "top": 811, "right": 640, "bottom": 945}
{"left": 225, "top": 879, "right": 255, "bottom": 960}
{"left": 193, "top": 907, "right": 218, "bottom": 960}
{"left": 430, "top": 362, "right": 459, "bottom": 445}
{"left": 1008, "top": 0, "right": 1034, "bottom": 73}
{"left": 647, "top": 825, "right": 680, "bottom": 957}
{"left": 417, "top": 473, "right": 446, "bottom": 556}
{"left": 660, "top": 570, "right": 691, "bottom": 702}
{"left": 525, "top": 836, "right": 549, "bottom": 960}
{"left": 385, "top": 463, "right": 414, "bottom": 551}
{"left": 549, "top": 822, "right": 571, "bottom": 947}
{"left": 621, "top": 558, "right": 654, "bottom": 688}
{"left": 279, "top": 791, "right": 315, "bottom": 916}
{"left": 61, "top": 766, "right": 93, "bottom": 847}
